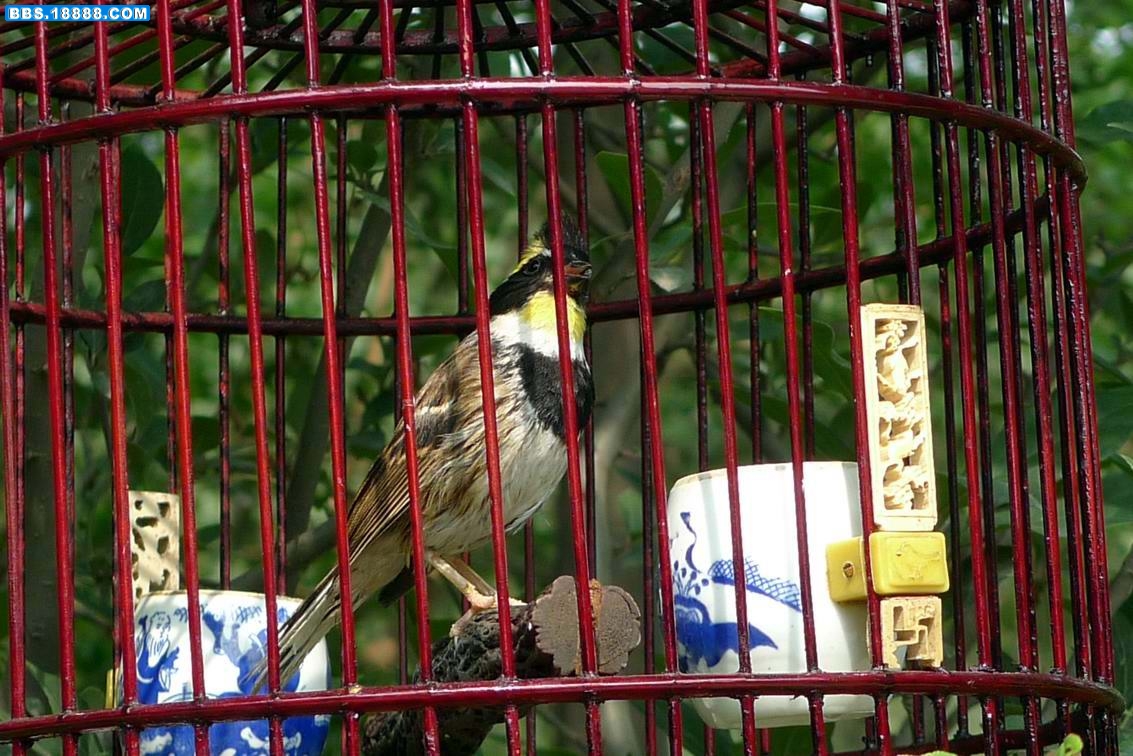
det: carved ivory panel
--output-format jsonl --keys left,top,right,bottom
{"left": 129, "top": 490, "right": 181, "bottom": 599}
{"left": 878, "top": 596, "right": 943, "bottom": 669}
{"left": 860, "top": 304, "right": 936, "bottom": 531}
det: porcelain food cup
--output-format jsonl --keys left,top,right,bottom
{"left": 667, "top": 461, "right": 874, "bottom": 729}
{"left": 129, "top": 589, "right": 331, "bottom": 755}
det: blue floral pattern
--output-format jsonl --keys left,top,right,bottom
{"left": 672, "top": 512, "right": 802, "bottom": 673}
{"left": 134, "top": 599, "right": 329, "bottom": 756}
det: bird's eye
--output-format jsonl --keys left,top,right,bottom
{"left": 524, "top": 256, "right": 544, "bottom": 275}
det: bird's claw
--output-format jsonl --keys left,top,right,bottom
{"left": 449, "top": 592, "right": 527, "bottom": 637}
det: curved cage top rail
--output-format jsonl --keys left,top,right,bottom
{"left": 0, "top": 0, "right": 973, "bottom": 104}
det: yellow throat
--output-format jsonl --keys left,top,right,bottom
{"left": 519, "top": 290, "right": 587, "bottom": 343}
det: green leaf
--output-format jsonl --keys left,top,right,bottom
{"left": 649, "top": 264, "right": 692, "bottom": 293}
{"left": 1120, "top": 725, "right": 1133, "bottom": 756}
{"left": 1096, "top": 381, "right": 1133, "bottom": 458}
{"left": 195, "top": 522, "right": 223, "bottom": 547}
{"left": 1103, "top": 455, "right": 1133, "bottom": 525}
{"left": 123, "top": 346, "right": 168, "bottom": 430}
{"left": 347, "top": 355, "right": 391, "bottom": 381}
{"left": 346, "top": 139, "right": 383, "bottom": 175}
{"left": 359, "top": 383, "right": 395, "bottom": 432}
{"left": 25, "top": 661, "right": 62, "bottom": 717}
{"left": 249, "top": 118, "right": 310, "bottom": 174}
{"left": 412, "top": 334, "right": 458, "bottom": 359}
{"left": 595, "top": 151, "right": 663, "bottom": 221}
{"left": 1114, "top": 604, "right": 1133, "bottom": 709}
{"left": 250, "top": 118, "right": 281, "bottom": 174}
{"left": 649, "top": 223, "right": 695, "bottom": 265}
{"left": 80, "top": 330, "right": 108, "bottom": 361}
{"left": 123, "top": 279, "right": 167, "bottom": 312}
{"left": 1078, "top": 101, "right": 1133, "bottom": 146}
{"left": 78, "top": 686, "right": 107, "bottom": 712}
{"left": 738, "top": 306, "right": 854, "bottom": 399}
{"left": 119, "top": 145, "right": 164, "bottom": 258}
{"left": 1057, "top": 733, "right": 1084, "bottom": 755}
{"left": 191, "top": 414, "right": 220, "bottom": 456}
{"left": 349, "top": 428, "right": 388, "bottom": 458}
{"left": 80, "top": 731, "right": 115, "bottom": 756}
{"left": 354, "top": 186, "right": 459, "bottom": 283}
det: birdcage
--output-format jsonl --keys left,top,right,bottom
{"left": 0, "top": 0, "right": 1120, "bottom": 753}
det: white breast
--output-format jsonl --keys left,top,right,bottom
{"left": 423, "top": 395, "right": 571, "bottom": 557}
{"left": 421, "top": 317, "right": 584, "bottom": 558}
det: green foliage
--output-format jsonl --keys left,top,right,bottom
{"left": 118, "top": 145, "right": 164, "bottom": 258}
{"left": 594, "top": 150, "right": 664, "bottom": 222}
{"left": 1058, "top": 734, "right": 1085, "bottom": 755}
{"left": 923, "top": 732, "right": 1082, "bottom": 756}
{"left": 1073, "top": 7, "right": 1133, "bottom": 751}
{"left": 2, "top": 3, "right": 1133, "bottom": 754}
{"left": 1077, "top": 101, "right": 1133, "bottom": 146}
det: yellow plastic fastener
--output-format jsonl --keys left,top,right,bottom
{"left": 826, "top": 537, "right": 867, "bottom": 603}
{"left": 826, "top": 531, "right": 949, "bottom": 602}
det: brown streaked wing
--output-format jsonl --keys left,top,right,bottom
{"left": 344, "top": 335, "right": 482, "bottom": 561}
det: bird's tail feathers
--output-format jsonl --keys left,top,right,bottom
{"left": 243, "top": 572, "right": 340, "bottom": 695}
{"left": 243, "top": 533, "right": 407, "bottom": 694}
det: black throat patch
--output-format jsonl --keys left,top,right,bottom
{"left": 511, "top": 344, "right": 593, "bottom": 438}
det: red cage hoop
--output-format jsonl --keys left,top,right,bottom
{"left": 0, "top": 0, "right": 1119, "bottom": 753}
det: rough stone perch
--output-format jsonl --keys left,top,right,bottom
{"left": 361, "top": 576, "right": 641, "bottom": 756}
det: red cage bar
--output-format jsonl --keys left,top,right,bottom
{"left": 0, "top": 0, "right": 1120, "bottom": 753}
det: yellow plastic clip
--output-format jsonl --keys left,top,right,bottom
{"left": 826, "top": 531, "right": 949, "bottom": 603}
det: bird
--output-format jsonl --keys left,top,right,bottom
{"left": 246, "top": 216, "right": 594, "bottom": 692}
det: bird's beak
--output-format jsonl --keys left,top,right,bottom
{"left": 565, "top": 261, "right": 591, "bottom": 294}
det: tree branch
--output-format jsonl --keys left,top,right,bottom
{"left": 278, "top": 182, "right": 393, "bottom": 594}
{"left": 361, "top": 576, "right": 640, "bottom": 756}
{"left": 22, "top": 102, "right": 100, "bottom": 685}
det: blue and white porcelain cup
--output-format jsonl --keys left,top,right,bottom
{"left": 667, "top": 461, "right": 874, "bottom": 729}
{"left": 128, "top": 589, "right": 331, "bottom": 756}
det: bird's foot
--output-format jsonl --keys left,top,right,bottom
{"left": 466, "top": 588, "right": 497, "bottom": 613}
{"left": 450, "top": 591, "right": 527, "bottom": 637}
{"left": 466, "top": 587, "right": 528, "bottom": 613}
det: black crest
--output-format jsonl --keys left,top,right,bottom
{"left": 533, "top": 216, "right": 589, "bottom": 266}
{"left": 489, "top": 216, "right": 591, "bottom": 315}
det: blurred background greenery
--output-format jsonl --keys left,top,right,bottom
{"left": 2, "top": 0, "right": 1133, "bottom": 753}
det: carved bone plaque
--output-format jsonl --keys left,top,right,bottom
{"left": 860, "top": 304, "right": 936, "bottom": 531}
{"left": 128, "top": 490, "right": 181, "bottom": 600}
